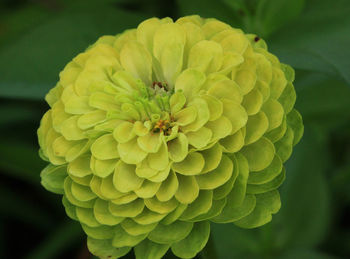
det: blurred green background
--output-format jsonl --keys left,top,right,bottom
{"left": 0, "top": 0, "right": 349, "bottom": 258}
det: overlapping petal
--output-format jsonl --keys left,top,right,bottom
{"left": 38, "top": 15, "right": 303, "bottom": 259}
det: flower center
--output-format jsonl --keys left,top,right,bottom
{"left": 152, "top": 119, "right": 172, "bottom": 135}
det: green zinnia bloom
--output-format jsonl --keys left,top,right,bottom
{"left": 38, "top": 15, "right": 303, "bottom": 259}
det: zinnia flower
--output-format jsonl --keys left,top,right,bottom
{"left": 38, "top": 15, "right": 303, "bottom": 259}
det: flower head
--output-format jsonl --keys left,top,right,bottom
{"left": 38, "top": 15, "right": 303, "bottom": 259}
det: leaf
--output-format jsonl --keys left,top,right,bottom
{"left": 177, "top": 0, "right": 244, "bottom": 28}
{"left": 295, "top": 71, "right": 350, "bottom": 132}
{"left": 0, "top": 6, "right": 146, "bottom": 99}
{"left": 269, "top": 0, "right": 350, "bottom": 84}
{"left": 0, "top": 141, "right": 46, "bottom": 185}
{"left": 26, "top": 220, "right": 83, "bottom": 259}
{"left": 254, "top": 0, "right": 305, "bottom": 37}
{"left": 271, "top": 127, "right": 331, "bottom": 250}
{"left": 278, "top": 248, "right": 337, "bottom": 259}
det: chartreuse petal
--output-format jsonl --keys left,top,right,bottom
{"left": 196, "top": 155, "right": 233, "bottom": 190}
{"left": 172, "top": 152, "right": 205, "bottom": 176}
{"left": 180, "top": 22, "right": 205, "bottom": 66}
{"left": 112, "top": 225, "right": 147, "bottom": 247}
{"left": 134, "top": 239, "right": 169, "bottom": 259}
{"left": 221, "top": 99, "right": 248, "bottom": 134}
{"left": 149, "top": 164, "right": 171, "bottom": 183}
{"left": 64, "top": 177, "right": 95, "bottom": 208}
{"left": 190, "top": 198, "right": 226, "bottom": 222}
{"left": 91, "top": 134, "right": 119, "bottom": 160}
{"left": 72, "top": 163, "right": 93, "bottom": 183}
{"left": 62, "top": 196, "right": 78, "bottom": 220}
{"left": 170, "top": 90, "right": 186, "bottom": 114}
{"left": 90, "top": 156, "right": 117, "bottom": 178}
{"left": 168, "top": 133, "right": 188, "bottom": 162}
{"left": 245, "top": 111, "right": 269, "bottom": 145}
{"left": 64, "top": 96, "right": 94, "bottom": 115}
{"left": 145, "top": 197, "right": 178, "bottom": 214}
{"left": 212, "top": 194, "right": 256, "bottom": 223}
{"left": 200, "top": 143, "right": 222, "bottom": 174}
{"left": 213, "top": 155, "right": 239, "bottom": 200}
{"left": 212, "top": 153, "right": 251, "bottom": 223}
{"left": 207, "top": 79, "right": 242, "bottom": 103}
{"left": 205, "top": 116, "right": 232, "bottom": 141}
{"left": 52, "top": 136, "right": 74, "bottom": 158}
{"left": 114, "top": 161, "right": 144, "bottom": 193}
{"left": 248, "top": 155, "right": 283, "bottom": 185}
{"left": 136, "top": 18, "right": 163, "bottom": 52}
{"left": 136, "top": 159, "right": 159, "bottom": 178}
{"left": 287, "top": 109, "right": 304, "bottom": 146}
{"left": 156, "top": 171, "right": 179, "bottom": 201}
{"left": 241, "top": 137, "right": 275, "bottom": 172}
{"left": 264, "top": 116, "right": 287, "bottom": 143}
{"left": 202, "top": 95, "right": 223, "bottom": 121}
{"left": 247, "top": 167, "right": 285, "bottom": 194}
{"left": 118, "top": 138, "right": 148, "bottom": 164}
{"left": 234, "top": 69, "right": 257, "bottom": 95}
{"left": 71, "top": 181, "right": 97, "bottom": 202}
{"left": 120, "top": 41, "right": 152, "bottom": 85}
{"left": 275, "top": 127, "right": 294, "bottom": 162}
{"left": 148, "top": 221, "right": 193, "bottom": 244}
{"left": 133, "top": 208, "right": 167, "bottom": 225}
{"left": 175, "top": 68, "right": 206, "bottom": 100}
{"left": 98, "top": 174, "right": 123, "bottom": 200}
{"left": 234, "top": 190, "right": 281, "bottom": 228}
{"left": 171, "top": 221, "right": 210, "bottom": 259}
{"left": 188, "top": 40, "right": 223, "bottom": 74}
{"left": 113, "top": 121, "right": 136, "bottom": 144}
{"left": 242, "top": 88, "right": 263, "bottom": 116}
{"left": 174, "top": 106, "right": 197, "bottom": 126}
{"left": 262, "top": 99, "right": 284, "bottom": 131}
{"left": 87, "top": 237, "right": 131, "bottom": 259}
{"left": 220, "top": 31, "right": 248, "bottom": 54}
{"left": 89, "top": 92, "right": 119, "bottom": 111}
{"left": 270, "top": 67, "right": 287, "bottom": 99}
{"left": 41, "top": 164, "right": 67, "bottom": 194}
{"left": 65, "top": 139, "right": 91, "bottom": 163}
{"left": 61, "top": 116, "right": 86, "bottom": 141}
{"left": 94, "top": 199, "right": 124, "bottom": 225}
{"left": 181, "top": 98, "right": 210, "bottom": 133}
{"left": 175, "top": 175, "right": 199, "bottom": 204}
{"left": 279, "top": 82, "right": 296, "bottom": 114}
{"left": 255, "top": 53, "right": 272, "bottom": 84}
{"left": 179, "top": 190, "right": 213, "bottom": 221}
{"left": 67, "top": 154, "right": 91, "bottom": 178}
{"left": 121, "top": 219, "right": 157, "bottom": 236}
{"left": 162, "top": 204, "right": 187, "bottom": 225}
{"left": 220, "top": 129, "right": 245, "bottom": 153}
{"left": 202, "top": 19, "right": 230, "bottom": 39}
{"left": 109, "top": 199, "right": 144, "bottom": 217}
{"left": 186, "top": 127, "right": 212, "bottom": 149}
{"left": 112, "top": 193, "right": 138, "bottom": 205}
{"left": 82, "top": 224, "right": 115, "bottom": 239}
{"left": 147, "top": 141, "right": 169, "bottom": 171}
{"left": 153, "top": 23, "right": 185, "bottom": 86}
{"left": 137, "top": 132, "right": 162, "bottom": 153}
{"left": 76, "top": 207, "right": 100, "bottom": 227}
{"left": 135, "top": 180, "right": 161, "bottom": 199}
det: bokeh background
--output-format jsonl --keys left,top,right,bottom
{"left": 1, "top": 0, "right": 350, "bottom": 258}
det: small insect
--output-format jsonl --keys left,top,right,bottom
{"left": 254, "top": 36, "right": 260, "bottom": 42}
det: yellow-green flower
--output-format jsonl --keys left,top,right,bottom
{"left": 38, "top": 15, "right": 303, "bottom": 259}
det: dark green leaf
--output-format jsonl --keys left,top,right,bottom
{"left": 255, "top": 0, "right": 305, "bottom": 37}
{"left": 272, "top": 128, "right": 331, "bottom": 249}
{"left": 0, "top": 7, "right": 146, "bottom": 100}
{"left": 269, "top": 0, "right": 350, "bottom": 84}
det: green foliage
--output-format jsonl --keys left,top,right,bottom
{"left": 0, "top": 0, "right": 349, "bottom": 258}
